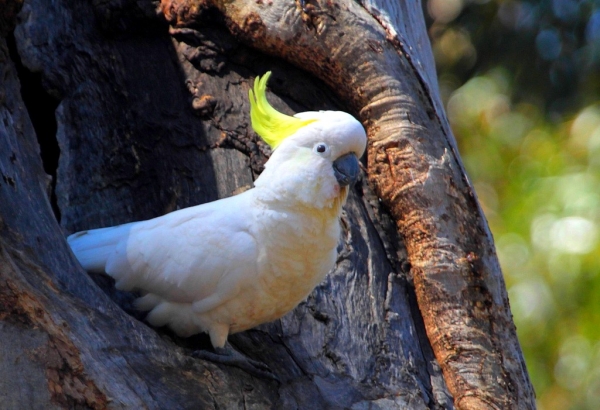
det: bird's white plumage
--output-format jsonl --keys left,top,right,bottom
{"left": 68, "top": 108, "right": 367, "bottom": 348}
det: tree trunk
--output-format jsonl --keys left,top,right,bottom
{"left": 0, "top": 0, "right": 535, "bottom": 409}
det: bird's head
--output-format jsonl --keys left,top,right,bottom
{"left": 249, "top": 72, "right": 367, "bottom": 209}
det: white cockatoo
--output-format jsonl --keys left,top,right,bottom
{"left": 68, "top": 72, "right": 367, "bottom": 353}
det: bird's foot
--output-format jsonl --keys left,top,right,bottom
{"left": 192, "top": 344, "right": 279, "bottom": 382}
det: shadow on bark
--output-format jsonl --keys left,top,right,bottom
{"left": 0, "top": 0, "right": 534, "bottom": 409}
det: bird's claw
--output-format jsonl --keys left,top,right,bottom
{"left": 192, "top": 345, "right": 279, "bottom": 382}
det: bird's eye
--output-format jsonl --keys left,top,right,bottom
{"left": 315, "top": 143, "right": 328, "bottom": 154}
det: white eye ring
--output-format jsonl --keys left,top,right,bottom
{"left": 314, "top": 143, "right": 329, "bottom": 154}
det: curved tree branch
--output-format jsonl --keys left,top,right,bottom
{"left": 160, "top": 0, "right": 535, "bottom": 408}
{"left": 1, "top": 0, "right": 535, "bottom": 408}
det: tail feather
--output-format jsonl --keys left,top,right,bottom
{"left": 67, "top": 223, "right": 134, "bottom": 273}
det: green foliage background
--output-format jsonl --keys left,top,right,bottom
{"left": 426, "top": 0, "right": 600, "bottom": 408}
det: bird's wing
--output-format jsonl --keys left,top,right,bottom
{"left": 105, "top": 192, "right": 259, "bottom": 307}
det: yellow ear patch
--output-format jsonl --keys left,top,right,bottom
{"left": 249, "top": 71, "right": 316, "bottom": 149}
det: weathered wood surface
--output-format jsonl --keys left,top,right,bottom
{"left": 186, "top": 1, "right": 535, "bottom": 408}
{"left": 0, "top": 0, "right": 469, "bottom": 408}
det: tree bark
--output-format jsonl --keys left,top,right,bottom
{"left": 0, "top": 0, "right": 534, "bottom": 409}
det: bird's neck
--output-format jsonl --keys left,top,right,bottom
{"left": 254, "top": 184, "right": 348, "bottom": 220}
{"left": 254, "top": 176, "right": 348, "bottom": 211}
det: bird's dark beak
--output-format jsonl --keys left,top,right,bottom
{"left": 333, "top": 153, "right": 360, "bottom": 187}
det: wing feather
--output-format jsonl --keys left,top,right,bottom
{"left": 102, "top": 191, "right": 258, "bottom": 307}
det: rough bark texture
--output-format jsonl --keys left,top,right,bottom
{"left": 189, "top": 1, "right": 535, "bottom": 408}
{"left": 0, "top": 0, "right": 534, "bottom": 408}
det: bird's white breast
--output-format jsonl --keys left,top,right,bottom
{"left": 220, "top": 200, "right": 341, "bottom": 334}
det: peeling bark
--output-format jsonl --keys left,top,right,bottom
{"left": 0, "top": 0, "right": 534, "bottom": 408}
{"left": 0, "top": 246, "right": 109, "bottom": 410}
{"left": 166, "top": 0, "right": 535, "bottom": 408}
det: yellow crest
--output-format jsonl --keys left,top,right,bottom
{"left": 249, "top": 71, "right": 316, "bottom": 149}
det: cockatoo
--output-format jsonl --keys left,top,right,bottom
{"left": 68, "top": 72, "right": 367, "bottom": 357}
